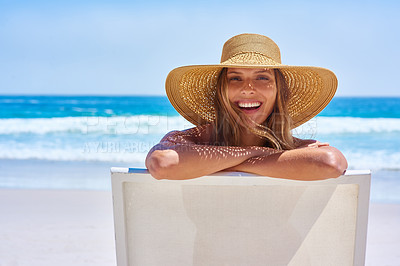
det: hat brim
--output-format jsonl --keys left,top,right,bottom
{"left": 166, "top": 64, "right": 337, "bottom": 129}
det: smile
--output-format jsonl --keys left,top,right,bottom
{"left": 236, "top": 101, "right": 262, "bottom": 110}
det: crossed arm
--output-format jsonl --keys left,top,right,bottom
{"left": 145, "top": 127, "right": 348, "bottom": 181}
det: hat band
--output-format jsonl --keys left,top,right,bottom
{"left": 221, "top": 52, "right": 281, "bottom": 66}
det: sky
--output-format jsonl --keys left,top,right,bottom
{"left": 0, "top": 0, "right": 399, "bottom": 96}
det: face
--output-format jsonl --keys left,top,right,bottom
{"left": 226, "top": 68, "right": 277, "bottom": 125}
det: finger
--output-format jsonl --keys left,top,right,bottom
{"left": 307, "top": 143, "right": 319, "bottom": 148}
{"left": 318, "top": 142, "right": 330, "bottom": 146}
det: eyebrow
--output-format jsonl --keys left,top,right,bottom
{"left": 255, "top": 70, "right": 272, "bottom": 74}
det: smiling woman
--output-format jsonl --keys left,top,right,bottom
{"left": 145, "top": 33, "right": 347, "bottom": 180}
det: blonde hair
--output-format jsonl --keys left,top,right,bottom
{"left": 212, "top": 68, "right": 295, "bottom": 150}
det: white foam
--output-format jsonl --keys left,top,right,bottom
{"left": 1, "top": 116, "right": 399, "bottom": 136}
{"left": 294, "top": 117, "right": 400, "bottom": 135}
{"left": 0, "top": 143, "right": 148, "bottom": 164}
{"left": 0, "top": 139, "right": 399, "bottom": 170}
{"left": 344, "top": 150, "right": 400, "bottom": 171}
{"left": 0, "top": 115, "right": 193, "bottom": 135}
{"left": 1, "top": 115, "right": 399, "bottom": 170}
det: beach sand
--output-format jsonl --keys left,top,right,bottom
{"left": 0, "top": 189, "right": 116, "bottom": 266}
{"left": 0, "top": 189, "right": 399, "bottom": 266}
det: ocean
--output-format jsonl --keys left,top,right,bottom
{"left": 0, "top": 95, "right": 399, "bottom": 202}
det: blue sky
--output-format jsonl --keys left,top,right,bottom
{"left": 0, "top": 0, "right": 399, "bottom": 96}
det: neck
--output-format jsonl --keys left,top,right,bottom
{"left": 240, "top": 130, "right": 266, "bottom": 147}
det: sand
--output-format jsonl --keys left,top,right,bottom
{"left": 0, "top": 189, "right": 399, "bottom": 266}
{"left": 0, "top": 189, "right": 116, "bottom": 266}
{"left": 365, "top": 203, "right": 400, "bottom": 265}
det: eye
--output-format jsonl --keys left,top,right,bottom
{"left": 257, "top": 76, "right": 269, "bottom": 80}
{"left": 228, "top": 76, "right": 241, "bottom": 81}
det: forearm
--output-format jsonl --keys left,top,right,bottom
{"left": 146, "top": 143, "right": 276, "bottom": 180}
{"left": 228, "top": 146, "right": 348, "bottom": 181}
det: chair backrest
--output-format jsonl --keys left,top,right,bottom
{"left": 111, "top": 169, "right": 371, "bottom": 266}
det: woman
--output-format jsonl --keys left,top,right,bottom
{"left": 146, "top": 33, "right": 347, "bottom": 180}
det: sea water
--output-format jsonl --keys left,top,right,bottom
{"left": 0, "top": 96, "right": 399, "bottom": 200}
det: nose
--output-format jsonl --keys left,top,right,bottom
{"left": 241, "top": 82, "right": 255, "bottom": 95}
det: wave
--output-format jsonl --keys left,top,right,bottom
{"left": 344, "top": 150, "right": 400, "bottom": 171}
{"left": 0, "top": 115, "right": 192, "bottom": 135}
{"left": 0, "top": 145, "right": 147, "bottom": 165}
{"left": 1, "top": 116, "right": 400, "bottom": 135}
{"left": 294, "top": 117, "right": 400, "bottom": 135}
{"left": 1, "top": 115, "right": 399, "bottom": 170}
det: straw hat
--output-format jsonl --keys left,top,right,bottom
{"left": 165, "top": 33, "right": 337, "bottom": 128}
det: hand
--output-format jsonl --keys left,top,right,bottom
{"left": 306, "top": 141, "right": 330, "bottom": 148}
{"left": 296, "top": 139, "right": 330, "bottom": 149}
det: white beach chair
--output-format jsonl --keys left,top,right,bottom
{"left": 111, "top": 168, "right": 371, "bottom": 266}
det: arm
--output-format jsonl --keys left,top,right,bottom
{"left": 145, "top": 127, "right": 277, "bottom": 180}
{"left": 228, "top": 144, "right": 348, "bottom": 181}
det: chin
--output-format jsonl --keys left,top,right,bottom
{"left": 250, "top": 115, "right": 269, "bottom": 125}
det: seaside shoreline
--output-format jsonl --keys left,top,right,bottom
{"left": 0, "top": 188, "right": 399, "bottom": 266}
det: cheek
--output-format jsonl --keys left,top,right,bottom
{"left": 226, "top": 86, "right": 238, "bottom": 102}
{"left": 263, "top": 84, "right": 277, "bottom": 100}
{"left": 263, "top": 87, "right": 277, "bottom": 112}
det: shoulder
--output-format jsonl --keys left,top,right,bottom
{"left": 161, "top": 124, "right": 214, "bottom": 144}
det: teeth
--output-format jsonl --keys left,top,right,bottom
{"left": 238, "top": 102, "right": 261, "bottom": 108}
